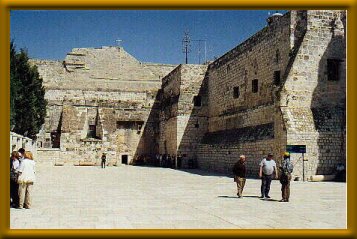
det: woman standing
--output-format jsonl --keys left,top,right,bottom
{"left": 17, "top": 151, "right": 36, "bottom": 209}
{"left": 10, "top": 151, "right": 20, "bottom": 207}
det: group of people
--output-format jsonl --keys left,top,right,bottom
{"left": 232, "top": 152, "right": 294, "bottom": 202}
{"left": 10, "top": 148, "right": 36, "bottom": 209}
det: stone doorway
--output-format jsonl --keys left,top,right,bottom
{"left": 121, "top": 155, "right": 128, "bottom": 165}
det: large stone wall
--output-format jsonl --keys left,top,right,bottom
{"left": 196, "top": 12, "right": 293, "bottom": 176}
{"left": 159, "top": 64, "right": 208, "bottom": 159}
{"left": 194, "top": 10, "right": 345, "bottom": 178}
{"left": 280, "top": 10, "right": 346, "bottom": 179}
{"left": 33, "top": 47, "right": 176, "bottom": 165}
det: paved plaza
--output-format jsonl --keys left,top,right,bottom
{"left": 10, "top": 164, "right": 346, "bottom": 229}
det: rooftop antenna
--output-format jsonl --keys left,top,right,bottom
{"left": 182, "top": 31, "right": 191, "bottom": 64}
{"left": 192, "top": 39, "right": 207, "bottom": 64}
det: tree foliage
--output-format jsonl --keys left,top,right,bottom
{"left": 10, "top": 41, "right": 47, "bottom": 139}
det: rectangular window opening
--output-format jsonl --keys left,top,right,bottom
{"left": 87, "top": 125, "right": 97, "bottom": 139}
{"left": 252, "top": 79, "right": 259, "bottom": 93}
{"left": 233, "top": 86, "right": 240, "bottom": 99}
{"left": 274, "top": 71, "right": 281, "bottom": 86}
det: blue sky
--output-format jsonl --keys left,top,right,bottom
{"left": 10, "top": 10, "right": 285, "bottom": 64}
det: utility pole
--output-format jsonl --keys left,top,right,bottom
{"left": 182, "top": 31, "right": 191, "bottom": 64}
{"left": 192, "top": 39, "right": 207, "bottom": 64}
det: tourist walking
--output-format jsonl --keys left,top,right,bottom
{"left": 279, "top": 152, "right": 294, "bottom": 202}
{"left": 259, "top": 153, "right": 278, "bottom": 199}
{"left": 232, "top": 155, "right": 247, "bottom": 198}
{"left": 10, "top": 151, "right": 20, "bottom": 208}
{"left": 17, "top": 151, "right": 36, "bottom": 209}
{"left": 101, "top": 153, "right": 107, "bottom": 168}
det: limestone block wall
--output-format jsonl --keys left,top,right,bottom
{"left": 32, "top": 46, "right": 176, "bottom": 164}
{"left": 159, "top": 64, "right": 208, "bottom": 158}
{"left": 159, "top": 66, "right": 181, "bottom": 155}
{"left": 197, "top": 12, "right": 292, "bottom": 176}
{"left": 36, "top": 148, "right": 61, "bottom": 164}
{"left": 197, "top": 139, "right": 276, "bottom": 175}
{"left": 176, "top": 65, "right": 208, "bottom": 159}
{"left": 31, "top": 47, "right": 176, "bottom": 92}
{"left": 207, "top": 13, "right": 291, "bottom": 126}
{"left": 280, "top": 10, "right": 346, "bottom": 179}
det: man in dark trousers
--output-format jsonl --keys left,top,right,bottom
{"left": 279, "top": 152, "right": 293, "bottom": 202}
{"left": 259, "top": 153, "right": 278, "bottom": 199}
{"left": 232, "top": 155, "right": 247, "bottom": 198}
{"left": 101, "top": 153, "right": 106, "bottom": 168}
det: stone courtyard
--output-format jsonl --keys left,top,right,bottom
{"left": 10, "top": 163, "right": 346, "bottom": 229}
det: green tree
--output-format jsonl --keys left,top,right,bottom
{"left": 10, "top": 41, "right": 47, "bottom": 139}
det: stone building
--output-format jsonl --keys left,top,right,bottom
{"left": 32, "top": 46, "right": 176, "bottom": 165}
{"left": 199, "top": 10, "right": 346, "bottom": 178}
{"left": 32, "top": 10, "right": 346, "bottom": 179}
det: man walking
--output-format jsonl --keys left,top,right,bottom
{"left": 232, "top": 155, "right": 247, "bottom": 198}
{"left": 259, "top": 153, "right": 278, "bottom": 199}
{"left": 101, "top": 153, "right": 106, "bottom": 168}
{"left": 279, "top": 152, "right": 293, "bottom": 202}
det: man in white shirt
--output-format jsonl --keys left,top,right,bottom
{"left": 259, "top": 153, "right": 278, "bottom": 199}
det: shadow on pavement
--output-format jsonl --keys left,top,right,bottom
{"left": 218, "top": 195, "right": 261, "bottom": 199}
{"left": 260, "top": 198, "right": 279, "bottom": 202}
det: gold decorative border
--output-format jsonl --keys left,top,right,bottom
{"left": 1, "top": 1, "right": 355, "bottom": 238}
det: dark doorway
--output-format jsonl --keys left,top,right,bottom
{"left": 50, "top": 131, "right": 61, "bottom": 148}
{"left": 121, "top": 155, "right": 128, "bottom": 165}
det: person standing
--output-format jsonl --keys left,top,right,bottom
{"left": 101, "top": 153, "right": 106, "bottom": 168}
{"left": 279, "top": 152, "right": 293, "bottom": 202}
{"left": 17, "top": 151, "right": 36, "bottom": 209}
{"left": 232, "top": 155, "right": 247, "bottom": 198}
{"left": 259, "top": 153, "right": 278, "bottom": 199}
{"left": 10, "top": 151, "right": 20, "bottom": 207}
{"left": 18, "top": 148, "right": 25, "bottom": 163}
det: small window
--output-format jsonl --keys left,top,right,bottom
{"left": 193, "top": 96, "right": 202, "bottom": 107}
{"left": 137, "top": 124, "right": 143, "bottom": 131}
{"left": 226, "top": 64, "right": 231, "bottom": 73}
{"left": 252, "top": 79, "right": 259, "bottom": 93}
{"left": 327, "top": 59, "right": 341, "bottom": 81}
{"left": 275, "top": 49, "right": 280, "bottom": 64}
{"left": 233, "top": 86, "right": 240, "bottom": 99}
{"left": 87, "top": 125, "right": 96, "bottom": 138}
{"left": 274, "top": 71, "right": 281, "bottom": 85}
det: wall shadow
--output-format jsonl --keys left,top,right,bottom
{"left": 311, "top": 15, "right": 346, "bottom": 177}
{"left": 133, "top": 89, "right": 162, "bottom": 166}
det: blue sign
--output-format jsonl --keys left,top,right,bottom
{"left": 286, "top": 145, "right": 306, "bottom": 153}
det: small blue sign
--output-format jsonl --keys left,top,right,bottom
{"left": 286, "top": 145, "right": 306, "bottom": 153}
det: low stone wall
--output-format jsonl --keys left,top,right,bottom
{"left": 36, "top": 148, "right": 61, "bottom": 164}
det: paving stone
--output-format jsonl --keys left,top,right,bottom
{"left": 10, "top": 164, "right": 346, "bottom": 229}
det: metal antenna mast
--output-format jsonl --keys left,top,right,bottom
{"left": 182, "top": 31, "right": 191, "bottom": 64}
{"left": 192, "top": 39, "right": 207, "bottom": 64}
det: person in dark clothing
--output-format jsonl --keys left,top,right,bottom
{"left": 10, "top": 151, "right": 20, "bottom": 207}
{"left": 232, "top": 155, "right": 247, "bottom": 198}
{"left": 101, "top": 153, "right": 106, "bottom": 168}
{"left": 279, "top": 152, "right": 293, "bottom": 202}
